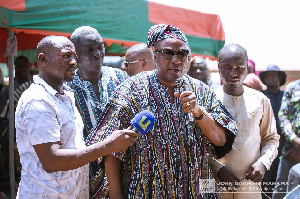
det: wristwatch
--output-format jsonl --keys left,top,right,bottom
{"left": 194, "top": 106, "right": 207, "bottom": 120}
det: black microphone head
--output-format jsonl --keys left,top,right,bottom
{"left": 175, "top": 77, "right": 186, "bottom": 93}
{"left": 130, "top": 110, "right": 155, "bottom": 135}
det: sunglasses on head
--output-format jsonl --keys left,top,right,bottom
{"left": 155, "top": 49, "right": 189, "bottom": 60}
{"left": 124, "top": 59, "right": 147, "bottom": 67}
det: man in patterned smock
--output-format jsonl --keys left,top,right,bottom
{"left": 87, "top": 24, "right": 237, "bottom": 198}
{"left": 67, "top": 26, "right": 129, "bottom": 198}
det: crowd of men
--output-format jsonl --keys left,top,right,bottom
{"left": 0, "top": 24, "right": 299, "bottom": 199}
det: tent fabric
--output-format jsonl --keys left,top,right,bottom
{"left": 0, "top": 0, "right": 225, "bottom": 63}
{"left": 0, "top": 0, "right": 26, "bottom": 11}
{"left": 148, "top": 1, "right": 225, "bottom": 60}
{"left": 148, "top": 2, "right": 225, "bottom": 40}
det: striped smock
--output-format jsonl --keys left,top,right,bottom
{"left": 67, "top": 66, "right": 129, "bottom": 198}
{"left": 88, "top": 71, "right": 237, "bottom": 199}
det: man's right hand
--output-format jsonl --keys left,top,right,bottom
{"left": 217, "top": 166, "right": 241, "bottom": 192}
{"left": 105, "top": 127, "right": 139, "bottom": 153}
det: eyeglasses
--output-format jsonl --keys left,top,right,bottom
{"left": 155, "top": 49, "right": 189, "bottom": 60}
{"left": 124, "top": 59, "right": 147, "bottom": 67}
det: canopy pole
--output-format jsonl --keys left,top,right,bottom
{"left": 8, "top": 29, "right": 16, "bottom": 199}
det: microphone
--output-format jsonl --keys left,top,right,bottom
{"left": 175, "top": 78, "right": 186, "bottom": 93}
{"left": 176, "top": 78, "right": 193, "bottom": 121}
{"left": 130, "top": 110, "right": 155, "bottom": 135}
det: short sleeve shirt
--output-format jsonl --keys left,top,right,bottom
{"left": 15, "top": 76, "right": 89, "bottom": 198}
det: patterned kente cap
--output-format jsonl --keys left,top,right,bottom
{"left": 147, "top": 24, "right": 188, "bottom": 48}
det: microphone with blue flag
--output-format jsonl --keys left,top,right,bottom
{"left": 130, "top": 110, "right": 155, "bottom": 135}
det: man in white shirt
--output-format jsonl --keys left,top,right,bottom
{"left": 210, "top": 44, "right": 280, "bottom": 199}
{"left": 15, "top": 35, "right": 139, "bottom": 198}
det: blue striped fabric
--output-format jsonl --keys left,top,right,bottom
{"left": 66, "top": 66, "right": 129, "bottom": 198}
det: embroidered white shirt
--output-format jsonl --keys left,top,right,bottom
{"left": 15, "top": 76, "right": 89, "bottom": 198}
{"left": 214, "top": 86, "right": 279, "bottom": 199}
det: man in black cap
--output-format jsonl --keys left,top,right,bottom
{"left": 259, "top": 64, "right": 287, "bottom": 196}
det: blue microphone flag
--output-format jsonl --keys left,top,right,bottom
{"left": 130, "top": 110, "right": 155, "bottom": 135}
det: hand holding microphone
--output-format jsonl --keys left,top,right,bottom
{"left": 105, "top": 127, "right": 140, "bottom": 153}
{"left": 174, "top": 78, "right": 205, "bottom": 120}
{"left": 107, "top": 110, "right": 155, "bottom": 152}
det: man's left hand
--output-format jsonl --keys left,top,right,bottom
{"left": 245, "top": 162, "right": 266, "bottom": 182}
{"left": 174, "top": 91, "right": 201, "bottom": 116}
